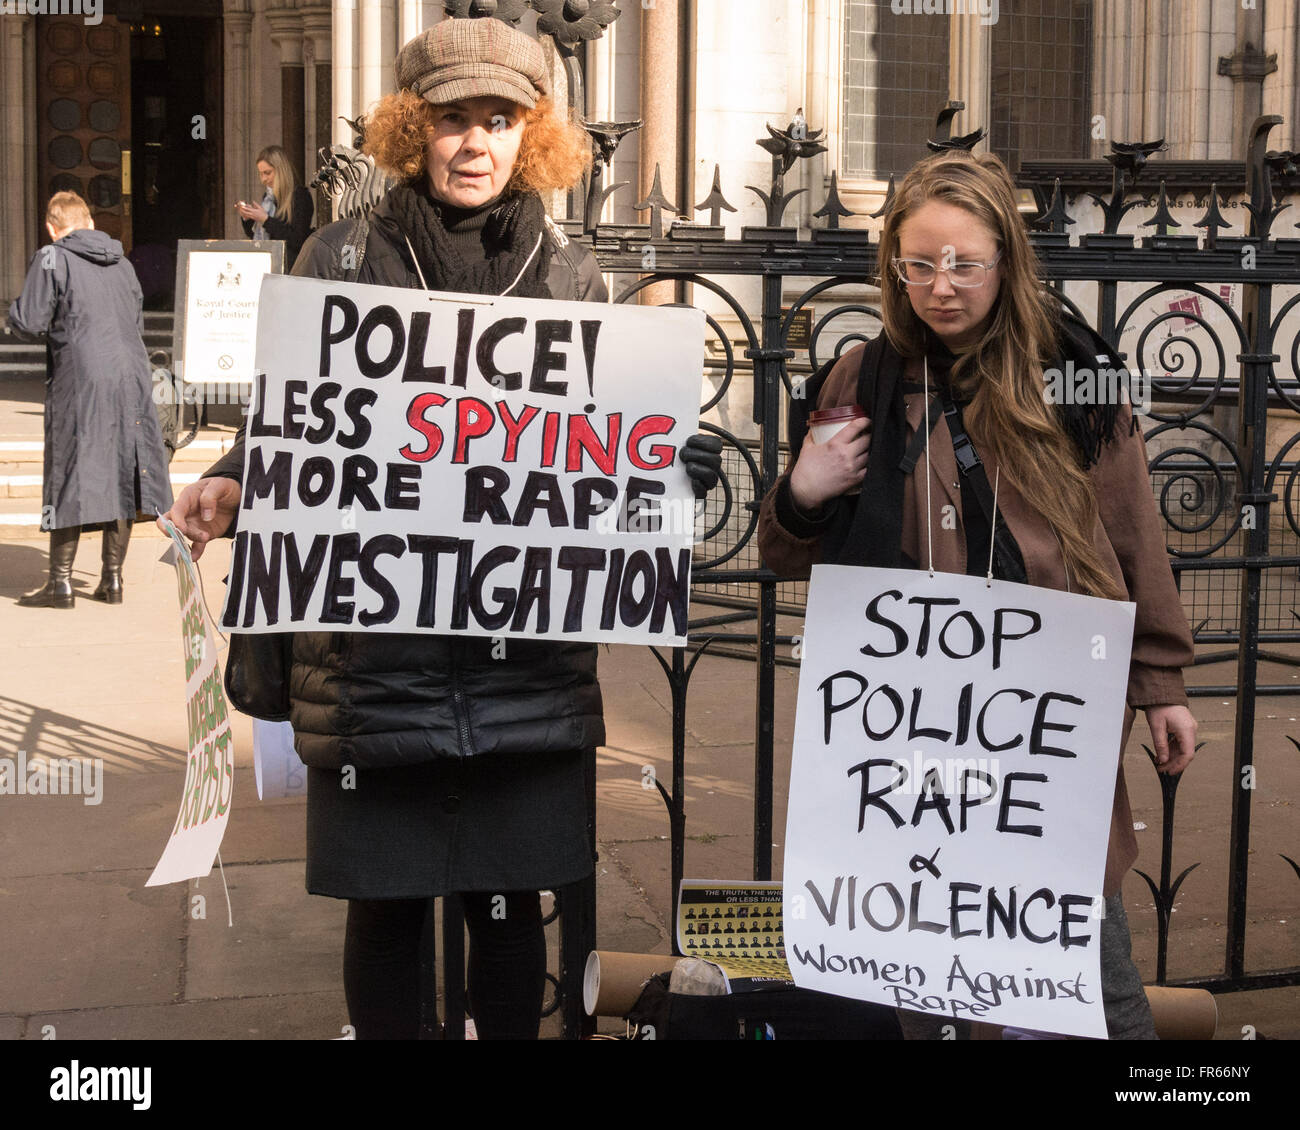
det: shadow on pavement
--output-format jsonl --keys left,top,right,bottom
{"left": 0, "top": 693, "right": 183, "bottom": 771}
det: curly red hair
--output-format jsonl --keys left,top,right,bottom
{"left": 363, "top": 89, "right": 591, "bottom": 194}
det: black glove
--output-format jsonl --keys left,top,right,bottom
{"left": 680, "top": 433, "right": 723, "bottom": 499}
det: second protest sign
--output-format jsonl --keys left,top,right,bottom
{"left": 221, "top": 275, "right": 706, "bottom": 645}
{"left": 783, "top": 564, "right": 1136, "bottom": 1039}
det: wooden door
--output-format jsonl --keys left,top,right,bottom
{"left": 36, "top": 15, "right": 133, "bottom": 250}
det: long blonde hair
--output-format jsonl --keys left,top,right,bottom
{"left": 878, "top": 151, "right": 1122, "bottom": 599}
{"left": 256, "top": 145, "right": 299, "bottom": 225}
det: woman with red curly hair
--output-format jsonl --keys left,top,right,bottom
{"left": 166, "top": 17, "right": 720, "bottom": 1041}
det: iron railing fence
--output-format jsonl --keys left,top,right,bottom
{"left": 577, "top": 109, "right": 1300, "bottom": 1006}
{"left": 315, "top": 2, "right": 1300, "bottom": 1026}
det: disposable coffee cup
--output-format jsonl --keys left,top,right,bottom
{"left": 809, "top": 405, "right": 868, "bottom": 495}
{"left": 809, "top": 404, "right": 867, "bottom": 444}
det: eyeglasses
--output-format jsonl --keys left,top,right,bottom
{"left": 891, "top": 252, "right": 1002, "bottom": 288}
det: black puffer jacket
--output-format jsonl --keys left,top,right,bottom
{"left": 207, "top": 192, "right": 608, "bottom": 769}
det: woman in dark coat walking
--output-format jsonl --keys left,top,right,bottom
{"left": 237, "top": 144, "right": 314, "bottom": 270}
{"left": 9, "top": 191, "right": 174, "bottom": 608}
{"left": 164, "top": 18, "right": 718, "bottom": 1040}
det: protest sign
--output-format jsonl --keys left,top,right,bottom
{"left": 783, "top": 565, "right": 1135, "bottom": 1038}
{"left": 220, "top": 274, "right": 706, "bottom": 645}
{"left": 148, "top": 521, "right": 235, "bottom": 886}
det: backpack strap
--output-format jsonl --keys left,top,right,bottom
{"left": 934, "top": 382, "right": 1027, "bottom": 583}
{"left": 820, "top": 334, "right": 905, "bottom": 567}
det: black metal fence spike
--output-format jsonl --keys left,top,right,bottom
{"left": 587, "top": 181, "right": 629, "bottom": 232}
{"left": 1034, "top": 177, "right": 1074, "bottom": 233}
{"left": 1108, "top": 137, "right": 1168, "bottom": 173}
{"left": 757, "top": 115, "right": 827, "bottom": 177}
{"left": 1087, "top": 138, "right": 1167, "bottom": 234}
{"left": 444, "top": 0, "right": 529, "bottom": 24}
{"left": 1262, "top": 150, "right": 1298, "bottom": 232}
{"left": 749, "top": 113, "right": 828, "bottom": 226}
{"left": 533, "top": 0, "right": 623, "bottom": 47}
{"left": 584, "top": 119, "right": 642, "bottom": 170}
{"left": 933, "top": 100, "right": 964, "bottom": 143}
{"left": 582, "top": 119, "right": 641, "bottom": 231}
{"left": 1089, "top": 170, "right": 1130, "bottom": 235}
{"left": 1245, "top": 115, "right": 1284, "bottom": 241}
{"left": 1193, "top": 183, "right": 1231, "bottom": 249}
{"left": 926, "top": 101, "right": 984, "bottom": 152}
{"left": 869, "top": 173, "right": 896, "bottom": 220}
{"left": 814, "top": 170, "right": 855, "bottom": 229}
{"left": 927, "top": 126, "right": 987, "bottom": 153}
{"left": 634, "top": 164, "right": 678, "bottom": 239}
{"left": 746, "top": 182, "right": 806, "bottom": 227}
{"left": 302, "top": 98, "right": 1300, "bottom": 1018}
{"left": 695, "top": 165, "right": 737, "bottom": 227}
{"left": 1142, "top": 179, "right": 1180, "bottom": 233}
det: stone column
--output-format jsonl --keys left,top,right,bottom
{"left": 224, "top": 0, "right": 255, "bottom": 239}
{"left": 1, "top": 14, "right": 36, "bottom": 299}
{"left": 303, "top": 5, "right": 334, "bottom": 226}
{"left": 805, "top": 0, "right": 833, "bottom": 223}
{"left": 1161, "top": 0, "right": 1222, "bottom": 159}
{"left": 638, "top": 0, "right": 682, "bottom": 305}
{"left": 639, "top": 0, "right": 681, "bottom": 208}
{"left": 333, "top": 0, "right": 357, "bottom": 147}
{"left": 1262, "top": 0, "right": 1300, "bottom": 150}
{"left": 1090, "top": 0, "right": 1117, "bottom": 155}
{"left": 949, "top": 7, "right": 990, "bottom": 146}
{"left": 397, "top": 0, "right": 424, "bottom": 49}
{"left": 358, "top": 0, "right": 398, "bottom": 112}
{"left": 1141, "top": 0, "right": 1168, "bottom": 144}
{"left": 1220, "top": 0, "right": 1278, "bottom": 155}
{"left": 267, "top": 7, "right": 307, "bottom": 182}
{"left": 1093, "top": 0, "right": 1150, "bottom": 146}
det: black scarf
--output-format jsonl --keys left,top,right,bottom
{"left": 376, "top": 182, "right": 553, "bottom": 298}
{"left": 794, "top": 316, "right": 1133, "bottom": 568}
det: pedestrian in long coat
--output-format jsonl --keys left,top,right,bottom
{"left": 8, "top": 191, "right": 173, "bottom": 608}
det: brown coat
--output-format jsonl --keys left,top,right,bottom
{"left": 757, "top": 342, "right": 1194, "bottom": 894}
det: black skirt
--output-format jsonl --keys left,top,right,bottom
{"left": 305, "top": 748, "right": 596, "bottom": 899}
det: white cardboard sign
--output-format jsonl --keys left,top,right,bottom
{"left": 783, "top": 565, "right": 1136, "bottom": 1039}
{"left": 181, "top": 249, "right": 274, "bottom": 384}
{"left": 221, "top": 275, "right": 705, "bottom": 645}
{"left": 148, "top": 521, "right": 235, "bottom": 886}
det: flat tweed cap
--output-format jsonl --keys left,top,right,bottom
{"left": 395, "top": 18, "right": 550, "bottom": 109}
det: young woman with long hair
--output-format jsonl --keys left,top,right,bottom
{"left": 237, "top": 144, "right": 314, "bottom": 269}
{"left": 758, "top": 149, "right": 1198, "bottom": 1040}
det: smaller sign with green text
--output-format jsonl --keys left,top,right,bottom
{"left": 146, "top": 519, "right": 234, "bottom": 886}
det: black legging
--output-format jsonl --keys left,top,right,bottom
{"left": 343, "top": 890, "right": 545, "bottom": 1039}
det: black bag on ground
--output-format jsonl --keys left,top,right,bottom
{"left": 625, "top": 973, "right": 903, "bottom": 1040}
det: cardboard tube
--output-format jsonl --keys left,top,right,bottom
{"left": 1147, "top": 986, "right": 1218, "bottom": 1040}
{"left": 584, "top": 951, "right": 680, "bottom": 1017}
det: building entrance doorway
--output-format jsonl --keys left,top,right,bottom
{"left": 35, "top": 1, "right": 224, "bottom": 308}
